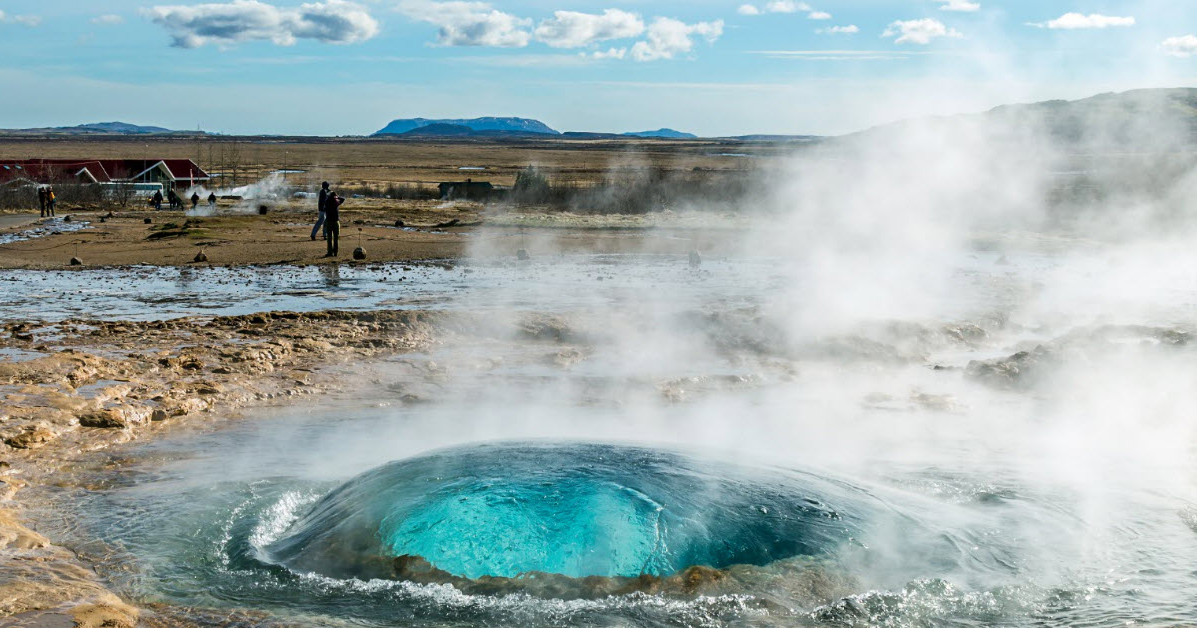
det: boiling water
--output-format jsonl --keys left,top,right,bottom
{"left": 29, "top": 242, "right": 1197, "bottom": 627}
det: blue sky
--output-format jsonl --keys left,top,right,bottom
{"left": 0, "top": 0, "right": 1194, "bottom": 136}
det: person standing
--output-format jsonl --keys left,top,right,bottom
{"left": 323, "top": 188, "right": 343, "bottom": 257}
{"left": 37, "top": 187, "right": 46, "bottom": 217}
{"left": 152, "top": 190, "right": 163, "bottom": 211}
{"left": 46, "top": 186, "right": 56, "bottom": 217}
{"left": 191, "top": 192, "right": 200, "bottom": 210}
{"left": 311, "top": 181, "right": 329, "bottom": 241}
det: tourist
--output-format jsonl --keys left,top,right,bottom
{"left": 191, "top": 192, "right": 200, "bottom": 210}
{"left": 37, "top": 187, "right": 46, "bottom": 217}
{"left": 311, "top": 181, "right": 329, "bottom": 241}
{"left": 207, "top": 192, "right": 217, "bottom": 209}
{"left": 152, "top": 190, "right": 163, "bottom": 211}
{"left": 46, "top": 187, "right": 56, "bottom": 217}
{"left": 167, "top": 189, "right": 179, "bottom": 209}
{"left": 324, "top": 189, "right": 343, "bottom": 257}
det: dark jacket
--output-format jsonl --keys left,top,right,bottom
{"left": 318, "top": 188, "right": 329, "bottom": 212}
{"left": 325, "top": 194, "right": 342, "bottom": 222}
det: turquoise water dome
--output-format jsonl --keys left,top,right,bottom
{"left": 266, "top": 443, "right": 868, "bottom": 582}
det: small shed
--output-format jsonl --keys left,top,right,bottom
{"left": 438, "top": 179, "right": 494, "bottom": 200}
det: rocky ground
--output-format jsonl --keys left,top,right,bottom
{"left": 0, "top": 309, "right": 453, "bottom": 627}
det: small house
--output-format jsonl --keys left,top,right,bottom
{"left": 438, "top": 179, "right": 494, "bottom": 201}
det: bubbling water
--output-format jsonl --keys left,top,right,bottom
{"left": 264, "top": 442, "right": 874, "bottom": 583}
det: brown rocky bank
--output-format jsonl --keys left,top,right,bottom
{"left": 0, "top": 309, "right": 451, "bottom": 627}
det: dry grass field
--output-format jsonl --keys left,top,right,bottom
{"left": 0, "top": 135, "right": 793, "bottom": 191}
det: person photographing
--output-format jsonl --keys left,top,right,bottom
{"left": 323, "top": 189, "right": 343, "bottom": 258}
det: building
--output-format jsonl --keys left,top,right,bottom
{"left": 0, "top": 159, "right": 210, "bottom": 190}
{"left": 438, "top": 179, "right": 494, "bottom": 200}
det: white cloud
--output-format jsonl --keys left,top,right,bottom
{"left": 534, "top": 9, "right": 643, "bottom": 49}
{"left": 937, "top": 0, "right": 980, "bottom": 12}
{"left": 764, "top": 1, "right": 810, "bottom": 14}
{"left": 1162, "top": 35, "right": 1197, "bottom": 58}
{"left": 590, "top": 47, "right": 627, "bottom": 59}
{"left": 629, "top": 17, "right": 723, "bottom": 61}
{"left": 397, "top": 0, "right": 530, "bottom": 47}
{"left": 882, "top": 18, "right": 962, "bottom": 44}
{"left": 91, "top": 14, "right": 125, "bottom": 25}
{"left": 1033, "top": 13, "right": 1135, "bottom": 30}
{"left": 145, "top": 0, "right": 378, "bottom": 48}
{"left": 0, "top": 11, "right": 42, "bottom": 26}
{"left": 739, "top": 1, "right": 827, "bottom": 20}
{"left": 818, "top": 25, "right": 859, "bottom": 35}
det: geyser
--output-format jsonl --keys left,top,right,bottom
{"left": 265, "top": 442, "right": 871, "bottom": 583}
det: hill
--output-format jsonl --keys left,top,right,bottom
{"left": 0, "top": 121, "right": 199, "bottom": 135}
{"left": 374, "top": 117, "right": 559, "bottom": 136}
{"left": 845, "top": 88, "right": 1197, "bottom": 152}
{"left": 623, "top": 128, "right": 698, "bottom": 139}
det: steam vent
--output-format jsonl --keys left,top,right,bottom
{"left": 265, "top": 443, "right": 868, "bottom": 589}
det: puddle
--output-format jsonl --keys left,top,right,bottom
{"left": 0, "top": 217, "right": 92, "bottom": 245}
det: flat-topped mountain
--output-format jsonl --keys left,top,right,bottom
{"left": 374, "top": 117, "right": 559, "bottom": 136}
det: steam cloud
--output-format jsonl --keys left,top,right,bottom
{"left": 144, "top": 0, "right": 379, "bottom": 48}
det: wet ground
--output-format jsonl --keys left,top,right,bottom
{"left": 11, "top": 238, "right": 1197, "bottom": 627}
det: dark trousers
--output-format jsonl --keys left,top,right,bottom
{"left": 326, "top": 220, "right": 340, "bottom": 255}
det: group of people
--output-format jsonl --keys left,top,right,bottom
{"left": 311, "top": 181, "right": 344, "bottom": 257}
{"left": 36, "top": 186, "right": 57, "bottom": 217}
{"left": 151, "top": 189, "right": 217, "bottom": 210}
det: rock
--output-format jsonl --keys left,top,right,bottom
{"left": 99, "top": 216, "right": 107, "bottom": 223}
{"left": 150, "top": 409, "right": 169, "bottom": 422}
{"left": 353, "top": 246, "right": 366, "bottom": 260}
{"left": 143, "top": 218, "right": 152, "bottom": 224}
{"left": 516, "top": 248, "right": 529, "bottom": 260}
{"left": 194, "top": 250, "right": 208, "bottom": 263}
{"left": 69, "top": 257, "right": 83, "bottom": 266}
{"left": 4, "top": 426, "right": 56, "bottom": 450}
{"left": 63, "top": 215, "right": 73, "bottom": 222}
{"left": 78, "top": 406, "right": 151, "bottom": 429}
{"left": 394, "top": 219, "right": 405, "bottom": 227}
{"left": 258, "top": 205, "right": 269, "bottom": 215}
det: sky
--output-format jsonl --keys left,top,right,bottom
{"left": 0, "top": 0, "right": 1194, "bottom": 136}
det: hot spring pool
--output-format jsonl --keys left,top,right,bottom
{"left": 264, "top": 443, "right": 870, "bottom": 582}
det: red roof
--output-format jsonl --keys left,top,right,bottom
{"left": 0, "top": 158, "right": 210, "bottom": 184}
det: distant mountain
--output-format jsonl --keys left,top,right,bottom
{"left": 374, "top": 117, "right": 559, "bottom": 136}
{"left": 0, "top": 121, "right": 202, "bottom": 135}
{"left": 844, "top": 88, "right": 1197, "bottom": 151}
{"left": 399, "top": 123, "right": 478, "bottom": 137}
{"left": 623, "top": 128, "right": 697, "bottom": 139}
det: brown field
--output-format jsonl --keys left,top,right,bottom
{"left": 0, "top": 135, "right": 793, "bottom": 190}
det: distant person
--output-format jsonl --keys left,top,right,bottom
{"left": 323, "top": 189, "right": 343, "bottom": 257}
{"left": 190, "top": 192, "right": 200, "bottom": 210}
{"left": 152, "top": 190, "right": 163, "bottom": 211}
{"left": 311, "top": 181, "right": 330, "bottom": 241}
{"left": 167, "top": 189, "right": 178, "bottom": 209}
{"left": 207, "top": 192, "right": 217, "bottom": 209}
{"left": 46, "top": 186, "right": 56, "bottom": 217}
{"left": 37, "top": 187, "right": 46, "bottom": 217}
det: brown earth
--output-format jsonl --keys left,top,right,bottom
{"left": 0, "top": 309, "right": 458, "bottom": 626}
{"left": 0, "top": 136, "right": 788, "bottom": 189}
{"left": 0, "top": 201, "right": 746, "bottom": 269}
